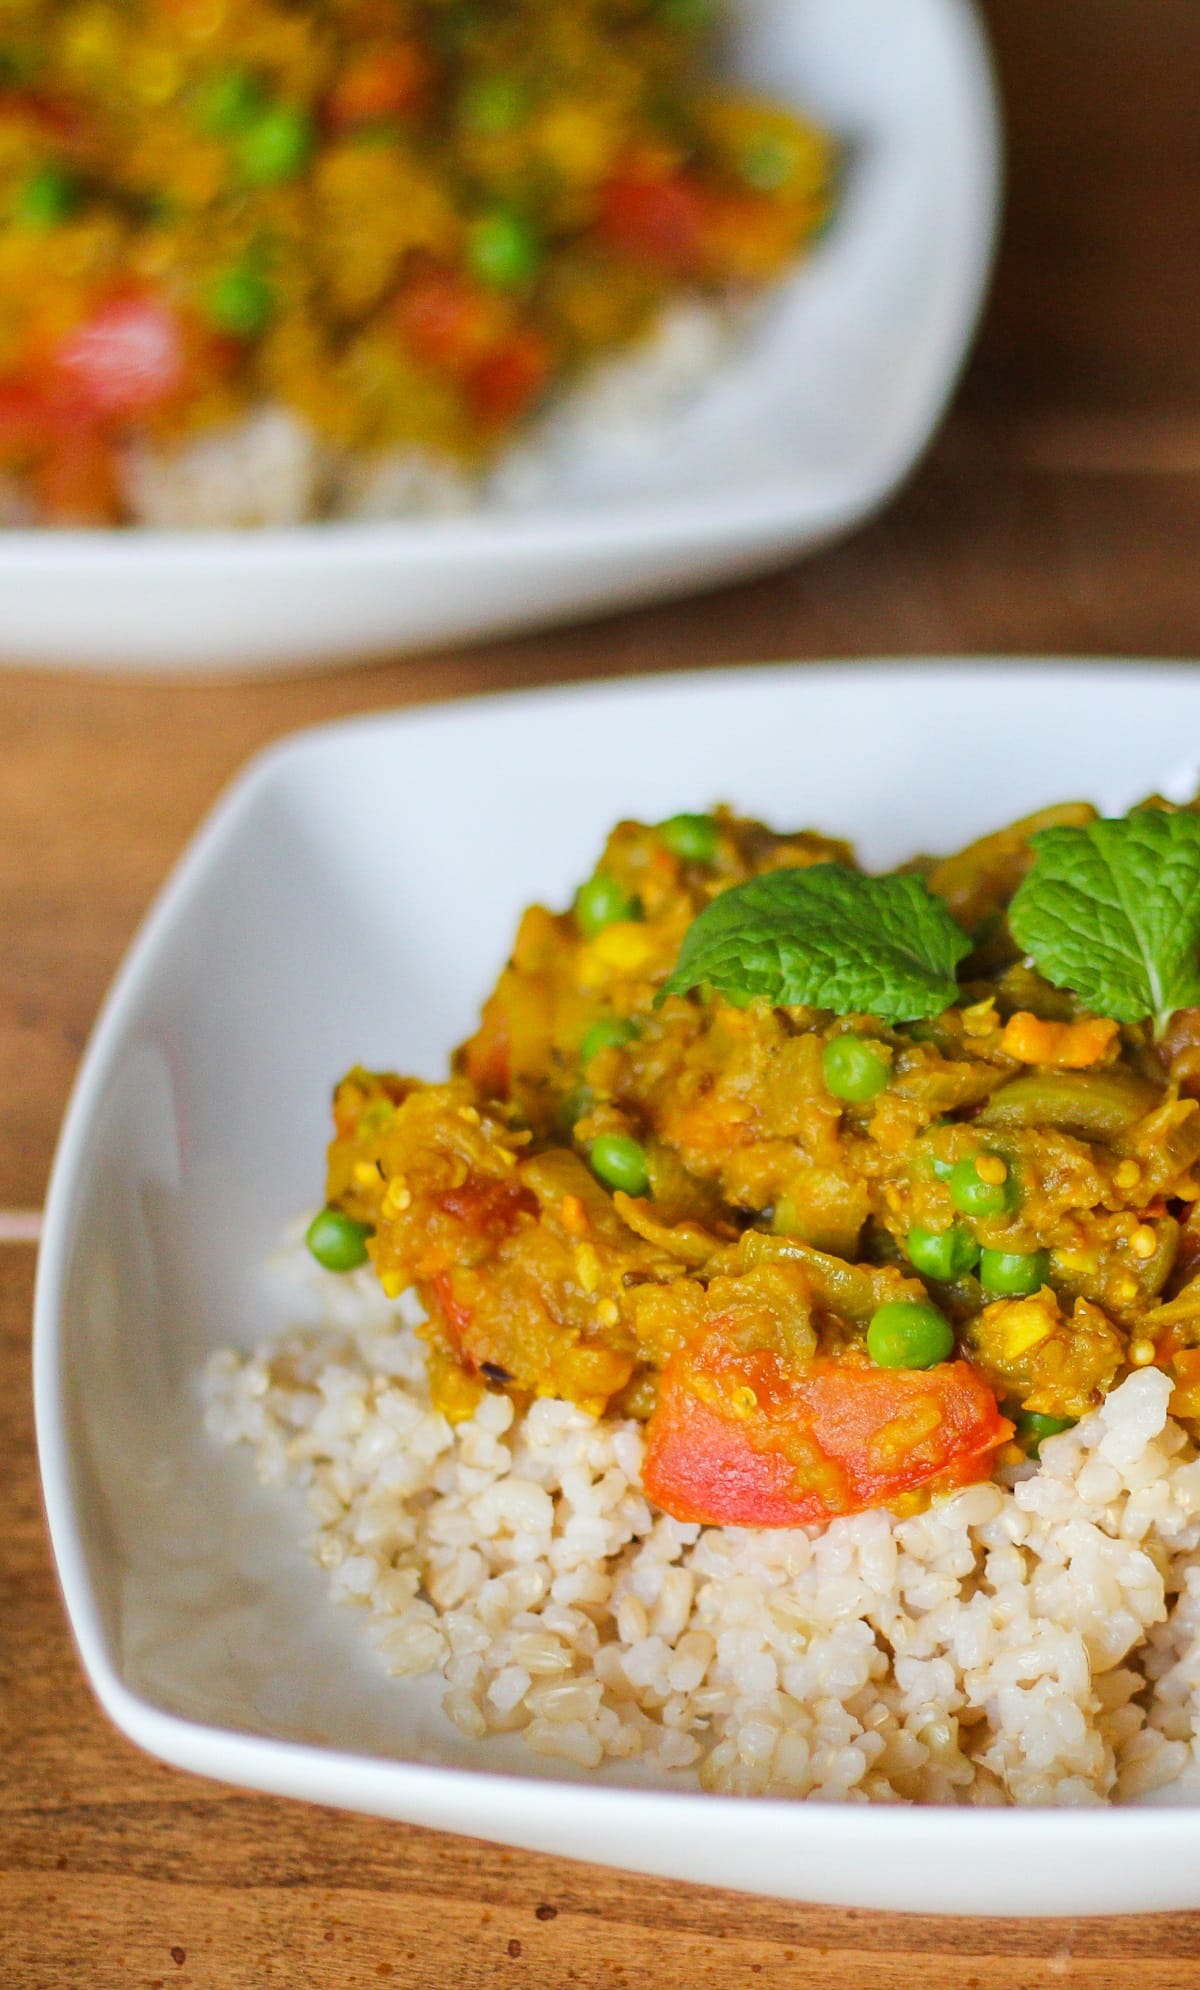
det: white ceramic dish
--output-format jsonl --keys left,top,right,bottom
{"left": 0, "top": 0, "right": 999, "bottom": 675}
{"left": 35, "top": 660, "right": 1200, "bottom": 1917}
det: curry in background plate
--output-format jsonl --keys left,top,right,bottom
{"left": 0, "top": 0, "right": 833, "bottom": 522}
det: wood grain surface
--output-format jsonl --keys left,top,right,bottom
{"left": 6, "top": 3, "right": 1200, "bottom": 1983}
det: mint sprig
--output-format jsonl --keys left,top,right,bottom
{"left": 660, "top": 863, "right": 972, "bottom": 1022}
{"left": 1008, "top": 809, "right": 1200, "bottom": 1036}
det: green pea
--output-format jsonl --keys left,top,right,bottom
{"left": 237, "top": 103, "right": 313, "bottom": 186}
{"left": 949, "top": 1154, "right": 1018, "bottom": 1219}
{"left": 980, "top": 1248, "right": 1050, "bottom": 1297}
{"left": 14, "top": 164, "right": 80, "bottom": 229}
{"left": 822, "top": 1035, "right": 891, "bottom": 1104}
{"left": 206, "top": 264, "right": 273, "bottom": 338}
{"left": 459, "top": 75, "right": 528, "bottom": 135}
{"left": 907, "top": 1223, "right": 980, "bottom": 1282}
{"left": 1015, "top": 1409, "right": 1076, "bottom": 1459}
{"left": 658, "top": 812, "right": 718, "bottom": 863}
{"left": 738, "top": 133, "right": 798, "bottom": 192}
{"left": 467, "top": 208, "right": 540, "bottom": 289}
{"left": 867, "top": 1299, "right": 955, "bottom": 1371}
{"left": 193, "top": 67, "right": 263, "bottom": 136}
{"left": 305, "top": 1207, "right": 373, "bottom": 1272}
{"left": 580, "top": 1017, "right": 638, "bottom": 1065}
{"left": 589, "top": 1133, "right": 650, "bottom": 1196}
{"left": 574, "top": 872, "right": 641, "bottom": 938}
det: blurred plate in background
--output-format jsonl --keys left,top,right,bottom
{"left": 0, "top": 0, "right": 999, "bottom": 675}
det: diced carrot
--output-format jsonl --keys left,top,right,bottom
{"left": 466, "top": 327, "right": 552, "bottom": 427}
{"left": 1000, "top": 1010, "right": 1119, "bottom": 1068}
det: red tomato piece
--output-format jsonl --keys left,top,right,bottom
{"left": 467, "top": 328, "right": 551, "bottom": 427}
{"left": 0, "top": 87, "right": 85, "bottom": 144}
{"left": 34, "top": 420, "right": 119, "bottom": 523}
{"left": 436, "top": 1175, "right": 538, "bottom": 1239}
{"left": 643, "top": 1349, "right": 1012, "bottom": 1528}
{"left": 53, "top": 296, "right": 185, "bottom": 419}
{"left": 596, "top": 170, "right": 709, "bottom": 275}
{"left": 326, "top": 43, "right": 430, "bottom": 128}
{"left": 396, "top": 267, "right": 496, "bottom": 375}
{"left": 0, "top": 378, "right": 119, "bottom": 521}
{"left": 0, "top": 380, "right": 49, "bottom": 459}
{"left": 461, "top": 996, "right": 512, "bottom": 1097}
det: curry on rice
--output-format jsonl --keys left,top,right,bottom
{"left": 309, "top": 798, "right": 1200, "bottom": 1532}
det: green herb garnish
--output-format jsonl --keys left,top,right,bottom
{"left": 659, "top": 863, "right": 971, "bottom": 1022}
{"left": 1009, "top": 810, "right": 1200, "bottom": 1037}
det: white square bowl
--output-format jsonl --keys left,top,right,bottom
{"left": 0, "top": 0, "right": 999, "bottom": 674}
{"left": 39, "top": 661, "right": 1200, "bottom": 1917}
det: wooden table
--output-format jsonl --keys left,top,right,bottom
{"left": 6, "top": 4, "right": 1200, "bottom": 1983}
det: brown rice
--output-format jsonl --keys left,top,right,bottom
{"left": 202, "top": 1222, "right": 1200, "bottom": 1805}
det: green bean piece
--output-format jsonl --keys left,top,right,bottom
{"left": 978, "top": 1069, "right": 1160, "bottom": 1141}
{"left": 741, "top": 1232, "right": 915, "bottom": 1328}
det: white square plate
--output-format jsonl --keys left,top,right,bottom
{"left": 0, "top": 0, "right": 998, "bottom": 674}
{"left": 42, "top": 662, "right": 1200, "bottom": 1917}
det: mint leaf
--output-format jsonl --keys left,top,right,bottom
{"left": 660, "top": 863, "right": 971, "bottom": 1021}
{"left": 1008, "top": 810, "right": 1200, "bottom": 1035}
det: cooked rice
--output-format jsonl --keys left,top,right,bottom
{"left": 202, "top": 1225, "right": 1200, "bottom": 1805}
{"left": 117, "top": 300, "right": 738, "bottom": 529}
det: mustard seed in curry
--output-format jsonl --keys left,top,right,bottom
{"left": 312, "top": 797, "right": 1200, "bottom": 1530}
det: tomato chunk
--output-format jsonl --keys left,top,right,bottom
{"left": 596, "top": 169, "right": 709, "bottom": 275}
{"left": 396, "top": 266, "right": 496, "bottom": 375}
{"left": 467, "top": 328, "right": 551, "bottom": 427}
{"left": 643, "top": 1347, "right": 1012, "bottom": 1528}
{"left": 52, "top": 296, "right": 185, "bottom": 419}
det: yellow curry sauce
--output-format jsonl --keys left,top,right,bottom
{"left": 313, "top": 802, "right": 1200, "bottom": 1530}
{"left": 0, "top": 0, "right": 832, "bottom": 521}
